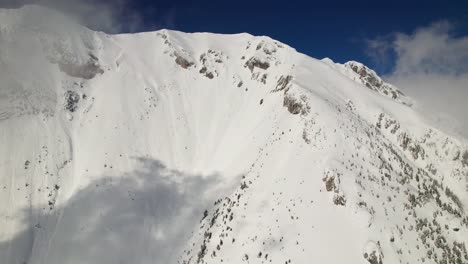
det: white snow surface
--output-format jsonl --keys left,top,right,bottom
{"left": 0, "top": 5, "right": 467, "bottom": 264}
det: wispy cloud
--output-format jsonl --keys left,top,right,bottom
{"left": 365, "top": 35, "right": 393, "bottom": 70}
{"left": 367, "top": 21, "right": 468, "bottom": 138}
{"left": 0, "top": 0, "right": 176, "bottom": 33}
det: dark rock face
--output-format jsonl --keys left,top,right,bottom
{"left": 244, "top": 57, "right": 270, "bottom": 72}
{"left": 462, "top": 151, "right": 468, "bottom": 167}
{"left": 350, "top": 64, "right": 383, "bottom": 89}
{"left": 283, "top": 94, "right": 309, "bottom": 115}
{"left": 199, "top": 66, "right": 214, "bottom": 79}
{"left": 283, "top": 95, "right": 302, "bottom": 115}
{"left": 64, "top": 91, "right": 80, "bottom": 112}
{"left": 175, "top": 55, "right": 194, "bottom": 69}
{"left": 352, "top": 65, "right": 383, "bottom": 89}
{"left": 364, "top": 251, "right": 383, "bottom": 264}
{"left": 333, "top": 194, "right": 346, "bottom": 206}
{"left": 205, "top": 72, "right": 214, "bottom": 79}
{"left": 323, "top": 175, "right": 336, "bottom": 192}
{"left": 345, "top": 61, "right": 409, "bottom": 104}
{"left": 274, "top": 75, "right": 293, "bottom": 92}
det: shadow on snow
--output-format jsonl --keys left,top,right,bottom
{"left": 1, "top": 157, "right": 229, "bottom": 264}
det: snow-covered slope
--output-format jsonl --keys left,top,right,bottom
{"left": 0, "top": 5, "right": 467, "bottom": 264}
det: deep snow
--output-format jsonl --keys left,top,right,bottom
{"left": 0, "top": 5, "right": 467, "bottom": 264}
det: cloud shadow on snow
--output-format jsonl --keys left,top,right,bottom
{"left": 0, "top": 157, "right": 225, "bottom": 264}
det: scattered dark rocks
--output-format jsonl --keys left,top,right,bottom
{"left": 333, "top": 194, "right": 346, "bottom": 206}
{"left": 64, "top": 91, "right": 80, "bottom": 112}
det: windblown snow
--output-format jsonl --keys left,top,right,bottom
{"left": 0, "top": 5, "right": 467, "bottom": 264}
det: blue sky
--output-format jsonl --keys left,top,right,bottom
{"left": 119, "top": 0, "right": 468, "bottom": 74}
{"left": 3, "top": 0, "right": 467, "bottom": 73}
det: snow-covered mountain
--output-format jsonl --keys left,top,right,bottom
{"left": 0, "top": 5, "right": 467, "bottom": 264}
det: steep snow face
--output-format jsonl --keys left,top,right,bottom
{"left": 1, "top": 5, "right": 467, "bottom": 264}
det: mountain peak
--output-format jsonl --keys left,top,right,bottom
{"left": 0, "top": 6, "right": 466, "bottom": 264}
{"left": 343, "top": 60, "right": 412, "bottom": 105}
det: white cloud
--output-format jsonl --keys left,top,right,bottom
{"left": 392, "top": 21, "right": 468, "bottom": 76}
{"left": 368, "top": 21, "right": 468, "bottom": 139}
{"left": 365, "top": 36, "right": 393, "bottom": 69}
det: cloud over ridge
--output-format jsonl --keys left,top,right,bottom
{"left": 367, "top": 21, "right": 468, "bottom": 138}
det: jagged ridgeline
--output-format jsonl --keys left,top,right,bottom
{"left": 0, "top": 5, "right": 467, "bottom": 264}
